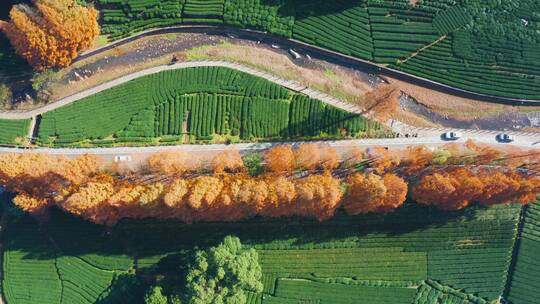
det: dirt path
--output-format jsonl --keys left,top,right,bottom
{"left": 399, "top": 35, "right": 447, "bottom": 64}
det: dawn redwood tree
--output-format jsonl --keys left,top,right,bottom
{"left": 320, "top": 146, "right": 339, "bottom": 171}
{"left": 185, "top": 236, "right": 263, "bottom": 304}
{"left": 294, "top": 173, "right": 343, "bottom": 221}
{"left": 367, "top": 146, "right": 401, "bottom": 174}
{"left": 212, "top": 149, "right": 244, "bottom": 174}
{"left": 147, "top": 151, "right": 191, "bottom": 174}
{"left": 411, "top": 168, "right": 482, "bottom": 211}
{"left": 265, "top": 145, "right": 295, "bottom": 173}
{"left": 295, "top": 143, "right": 320, "bottom": 170}
{"left": 0, "top": 0, "right": 99, "bottom": 71}
{"left": 344, "top": 172, "right": 407, "bottom": 215}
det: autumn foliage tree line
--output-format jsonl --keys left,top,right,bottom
{"left": 0, "top": 141, "right": 539, "bottom": 225}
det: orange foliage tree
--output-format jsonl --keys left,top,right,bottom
{"left": 367, "top": 146, "right": 401, "bottom": 174}
{"left": 411, "top": 168, "right": 483, "bottom": 210}
{"left": 401, "top": 146, "right": 434, "bottom": 175}
{"left": 265, "top": 145, "right": 295, "bottom": 173}
{"left": 344, "top": 173, "right": 407, "bottom": 215}
{"left": 320, "top": 146, "right": 340, "bottom": 171}
{"left": 2, "top": 141, "right": 540, "bottom": 226}
{"left": 0, "top": 0, "right": 99, "bottom": 71}
{"left": 412, "top": 167, "right": 540, "bottom": 210}
{"left": 212, "top": 149, "right": 244, "bottom": 173}
{"left": 294, "top": 174, "right": 343, "bottom": 221}
{"left": 147, "top": 151, "right": 191, "bottom": 174}
{"left": 295, "top": 144, "right": 320, "bottom": 170}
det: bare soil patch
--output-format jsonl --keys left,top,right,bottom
{"left": 385, "top": 76, "right": 540, "bottom": 120}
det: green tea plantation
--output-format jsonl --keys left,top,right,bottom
{"left": 36, "top": 66, "right": 383, "bottom": 147}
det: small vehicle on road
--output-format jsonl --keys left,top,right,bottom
{"left": 289, "top": 49, "right": 301, "bottom": 59}
{"left": 497, "top": 133, "right": 515, "bottom": 143}
{"left": 271, "top": 44, "right": 280, "bottom": 49}
{"left": 442, "top": 131, "right": 461, "bottom": 140}
{"left": 114, "top": 155, "right": 132, "bottom": 162}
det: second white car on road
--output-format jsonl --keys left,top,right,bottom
{"left": 497, "top": 133, "right": 515, "bottom": 143}
{"left": 442, "top": 131, "right": 461, "bottom": 141}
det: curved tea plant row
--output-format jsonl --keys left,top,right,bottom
{"left": 35, "top": 66, "right": 383, "bottom": 147}
{"left": 2, "top": 215, "right": 134, "bottom": 304}
{"left": 505, "top": 203, "right": 540, "bottom": 304}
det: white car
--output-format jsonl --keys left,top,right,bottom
{"left": 497, "top": 133, "right": 515, "bottom": 143}
{"left": 114, "top": 155, "right": 132, "bottom": 162}
{"left": 442, "top": 131, "right": 461, "bottom": 140}
{"left": 289, "top": 49, "right": 301, "bottom": 59}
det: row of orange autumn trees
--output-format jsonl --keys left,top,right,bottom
{"left": 0, "top": 0, "right": 99, "bottom": 70}
{"left": 0, "top": 141, "right": 539, "bottom": 225}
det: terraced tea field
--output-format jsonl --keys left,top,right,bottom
{"left": 0, "top": 119, "right": 31, "bottom": 145}
{"left": 2, "top": 199, "right": 534, "bottom": 303}
{"left": 96, "top": 0, "right": 540, "bottom": 100}
{"left": 36, "top": 66, "right": 382, "bottom": 147}
{"left": 505, "top": 203, "right": 540, "bottom": 303}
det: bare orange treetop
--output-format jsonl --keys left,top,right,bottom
{"left": 212, "top": 150, "right": 244, "bottom": 173}
{"left": 345, "top": 172, "right": 407, "bottom": 215}
{"left": 147, "top": 151, "right": 191, "bottom": 174}
{"left": 1, "top": 0, "right": 99, "bottom": 71}
{"left": 265, "top": 145, "right": 295, "bottom": 173}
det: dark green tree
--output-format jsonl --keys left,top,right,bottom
{"left": 145, "top": 286, "right": 168, "bottom": 304}
{"left": 185, "top": 236, "right": 263, "bottom": 304}
{"left": 242, "top": 152, "right": 264, "bottom": 176}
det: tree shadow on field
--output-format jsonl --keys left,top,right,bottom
{"left": 2, "top": 194, "right": 507, "bottom": 264}
{"left": 278, "top": 103, "right": 377, "bottom": 141}
{"left": 95, "top": 274, "right": 145, "bottom": 304}
{"left": 114, "top": 201, "right": 487, "bottom": 259}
